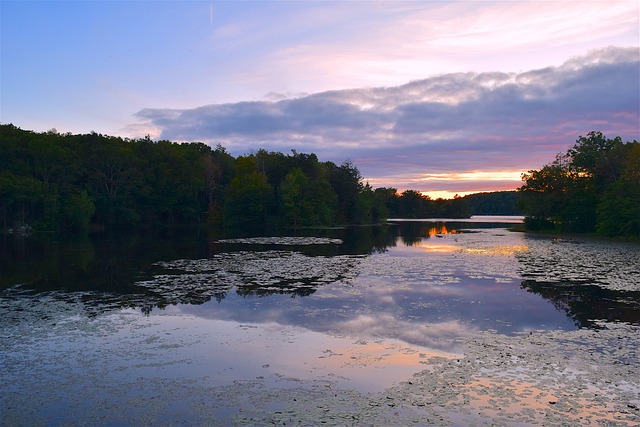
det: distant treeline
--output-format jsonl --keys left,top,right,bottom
{"left": 2, "top": 124, "right": 509, "bottom": 234}
{"left": 518, "top": 131, "right": 639, "bottom": 238}
{"left": 375, "top": 190, "right": 521, "bottom": 218}
{"left": 462, "top": 191, "right": 522, "bottom": 216}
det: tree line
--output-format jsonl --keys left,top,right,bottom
{"left": 1, "top": 124, "right": 482, "bottom": 234}
{"left": 518, "top": 131, "right": 639, "bottom": 237}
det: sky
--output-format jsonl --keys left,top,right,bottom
{"left": 1, "top": 1, "right": 639, "bottom": 198}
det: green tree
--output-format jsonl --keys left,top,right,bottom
{"left": 82, "top": 134, "right": 142, "bottom": 226}
{"left": 462, "top": 191, "right": 521, "bottom": 215}
{"left": 329, "top": 161, "right": 364, "bottom": 224}
{"left": 519, "top": 132, "right": 639, "bottom": 235}
{"left": 224, "top": 156, "right": 273, "bottom": 228}
{"left": 0, "top": 124, "right": 390, "bottom": 232}
{"left": 304, "top": 176, "right": 337, "bottom": 225}
{"left": 354, "top": 183, "right": 374, "bottom": 224}
{"left": 568, "top": 131, "right": 625, "bottom": 187}
{"left": 60, "top": 191, "right": 95, "bottom": 232}
{"left": 398, "top": 190, "right": 429, "bottom": 218}
{"left": 280, "top": 168, "right": 308, "bottom": 227}
{"left": 595, "top": 142, "right": 640, "bottom": 237}
{"left": 0, "top": 172, "right": 42, "bottom": 229}
{"left": 374, "top": 187, "right": 399, "bottom": 218}
{"left": 519, "top": 153, "right": 579, "bottom": 230}
{"left": 204, "top": 144, "right": 235, "bottom": 226}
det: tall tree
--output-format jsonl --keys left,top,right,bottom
{"left": 223, "top": 156, "right": 272, "bottom": 228}
{"left": 519, "top": 132, "right": 639, "bottom": 236}
{"left": 280, "top": 168, "right": 308, "bottom": 227}
{"left": 329, "top": 161, "right": 364, "bottom": 224}
{"left": 595, "top": 141, "right": 640, "bottom": 236}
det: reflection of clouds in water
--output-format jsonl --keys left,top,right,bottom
{"left": 358, "top": 256, "right": 460, "bottom": 287}
{"left": 335, "top": 314, "right": 474, "bottom": 353}
{"left": 378, "top": 295, "right": 395, "bottom": 304}
{"left": 415, "top": 242, "right": 461, "bottom": 253}
{"left": 4, "top": 225, "right": 638, "bottom": 426}
{"left": 168, "top": 228, "right": 574, "bottom": 342}
{"left": 366, "top": 281, "right": 466, "bottom": 297}
{"left": 169, "top": 303, "right": 291, "bottom": 326}
{"left": 141, "top": 229, "right": 533, "bottom": 309}
{"left": 462, "top": 245, "right": 528, "bottom": 256}
{"left": 380, "top": 322, "right": 640, "bottom": 426}
{"left": 364, "top": 229, "right": 530, "bottom": 287}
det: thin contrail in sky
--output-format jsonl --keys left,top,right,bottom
{"left": 209, "top": 1, "right": 213, "bottom": 26}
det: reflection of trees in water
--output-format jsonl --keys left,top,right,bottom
{"left": 235, "top": 285, "right": 316, "bottom": 298}
{"left": 139, "top": 250, "right": 366, "bottom": 312}
{"left": 396, "top": 222, "right": 459, "bottom": 246}
{"left": 521, "top": 279, "right": 640, "bottom": 327}
{"left": 1, "top": 226, "right": 393, "bottom": 315}
{"left": 518, "top": 233, "right": 640, "bottom": 327}
{"left": 395, "top": 221, "right": 515, "bottom": 246}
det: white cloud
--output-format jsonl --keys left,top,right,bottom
{"left": 336, "top": 314, "right": 473, "bottom": 352}
{"left": 240, "top": 1, "right": 640, "bottom": 95}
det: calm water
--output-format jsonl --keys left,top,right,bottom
{"left": 2, "top": 217, "right": 639, "bottom": 425}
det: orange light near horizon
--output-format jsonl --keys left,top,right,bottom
{"left": 462, "top": 245, "right": 529, "bottom": 256}
{"left": 421, "top": 190, "right": 479, "bottom": 200}
{"left": 363, "top": 170, "right": 525, "bottom": 200}
{"left": 417, "top": 171, "right": 524, "bottom": 182}
{"left": 428, "top": 225, "right": 457, "bottom": 236}
{"left": 418, "top": 243, "right": 461, "bottom": 253}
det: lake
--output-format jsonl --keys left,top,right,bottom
{"left": 1, "top": 217, "right": 639, "bottom": 426}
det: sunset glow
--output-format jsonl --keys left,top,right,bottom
{"left": 421, "top": 190, "right": 483, "bottom": 200}
{"left": 417, "top": 171, "right": 524, "bottom": 183}
{"left": 427, "top": 226, "right": 457, "bottom": 236}
{"left": 463, "top": 245, "right": 529, "bottom": 256}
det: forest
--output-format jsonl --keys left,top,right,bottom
{"left": 518, "top": 131, "right": 639, "bottom": 238}
{"left": 0, "top": 124, "right": 493, "bottom": 234}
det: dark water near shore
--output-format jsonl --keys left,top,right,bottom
{"left": 2, "top": 217, "right": 638, "bottom": 331}
{"left": 1, "top": 217, "right": 639, "bottom": 425}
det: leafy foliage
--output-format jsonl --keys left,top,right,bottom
{"left": 462, "top": 191, "right": 522, "bottom": 215}
{"left": 372, "top": 188, "right": 471, "bottom": 219}
{"left": 0, "top": 125, "right": 383, "bottom": 233}
{"left": 518, "top": 131, "right": 639, "bottom": 237}
{"left": 1, "top": 124, "right": 489, "bottom": 234}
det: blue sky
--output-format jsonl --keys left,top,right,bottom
{"left": 2, "top": 1, "right": 639, "bottom": 198}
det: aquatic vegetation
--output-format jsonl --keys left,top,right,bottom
{"left": 145, "top": 251, "right": 365, "bottom": 301}
{"left": 241, "top": 322, "right": 639, "bottom": 426}
{"left": 1, "top": 222, "right": 638, "bottom": 425}
{"left": 518, "top": 235, "right": 640, "bottom": 292}
{"left": 215, "top": 236, "right": 343, "bottom": 245}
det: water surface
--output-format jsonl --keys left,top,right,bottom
{"left": 2, "top": 219, "right": 639, "bottom": 425}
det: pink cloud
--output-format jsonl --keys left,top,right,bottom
{"left": 135, "top": 47, "right": 639, "bottom": 196}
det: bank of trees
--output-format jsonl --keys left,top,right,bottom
{"left": 0, "top": 125, "right": 392, "bottom": 232}
{"left": 2, "top": 124, "right": 504, "bottom": 234}
{"left": 371, "top": 189, "right": 472, "bottom": 219}
{"left": 463, "top": 191, "right": 521, "bottom": 216}
{"left": 518, "top": 131, "right": 639, "bottom": 237}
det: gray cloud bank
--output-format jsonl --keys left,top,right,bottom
{"left": 135, "top": 47, "right": 639, "bottom": 193}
